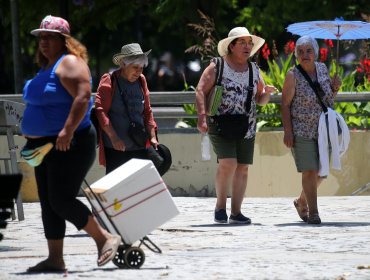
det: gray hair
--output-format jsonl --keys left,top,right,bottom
{"left": 119, "top": 54, "right": 148, "bottom": 67}
{"left": 294, "top": 36, "right": 319, "bottom": 59}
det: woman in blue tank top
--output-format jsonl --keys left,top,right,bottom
{"left": 22, "top": 15, "right": 120, "bottom": 273}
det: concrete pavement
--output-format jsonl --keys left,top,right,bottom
{"left": 1, "top": 196, "right": 370, "bottom": 280}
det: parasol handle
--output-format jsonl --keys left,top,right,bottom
{"left": 335, "top": 39, "right": 339, "bottom": 75}
{"left": 335, "top": 25, "right": 340, "bottom": 75}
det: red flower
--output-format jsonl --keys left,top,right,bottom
{"left": 324, "top": 39, "right": 334, "bottom": 48}
{"left": 284, "top": 40, "right": 295, "bottom": 55}
{"left": 319, "top": 48, "right": 328, "bottom": 62}
{"left": 358, "top": 58, "right": 370, "bottom": 81}
{"left": 261, "top": 43, "right": 271, "bottom": 60}
{"left": 360, "top": 58, "right": 370, "bottom": 73}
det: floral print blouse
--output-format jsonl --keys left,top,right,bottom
{"left": 291, "top": 62, "right": 335, "bottom": 140}
{"left": 215, "top": 58, "right": 260, "bottom": 139}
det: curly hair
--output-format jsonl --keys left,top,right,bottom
{"left": 35, "top": 35, "right": 89, "bottom": 67}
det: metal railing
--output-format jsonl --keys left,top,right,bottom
{"left": 1, "top": 91, "right": 370, "bottom": 120}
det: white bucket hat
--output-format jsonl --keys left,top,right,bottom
{"left": 112, "top": 43, "right": 151, "bottom": 65}
{"left": 217, "top": 27, "right": 265, "bottom": 57}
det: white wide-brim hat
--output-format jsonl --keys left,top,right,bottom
{"left": 217, "top": 27, "right": 265, "bottom": 57}
{"left": 112, "top": 43, "right": 151, "bottom": 65}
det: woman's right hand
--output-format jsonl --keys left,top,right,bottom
{"left": 283, "top": 130, "right": 294, "bottom": 148}
{"left": 197, "top": 114, "right": 208, "bottom": 134}
{"left": 111, "top": 136, "right": 125, "bottom": 151}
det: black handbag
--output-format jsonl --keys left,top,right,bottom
{"left": 212, "top": 114, "right": 249, "bottom": 139}
{"left": 210, "top": 61, "right": 254, "bottom": 139}
{"left": 128, "top": 121, "right": 147, "bottom": 147}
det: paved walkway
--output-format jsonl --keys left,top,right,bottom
{"left": 1, "top": 196, "right": 370, "bottom": 280}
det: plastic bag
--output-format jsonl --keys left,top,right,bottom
{"left": 201, "top": 133, "right": 211, "bottom": 161}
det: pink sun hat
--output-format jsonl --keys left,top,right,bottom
{"left": 30, "top": 15, "right": 70, "bottom": 36}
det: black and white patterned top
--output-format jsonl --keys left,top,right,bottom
{"left": 213, "top": 58, "right": 260, "bottom": 139}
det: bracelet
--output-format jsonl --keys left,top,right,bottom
{"left": 198, "top": 113, "right": 206, "bottom": 117}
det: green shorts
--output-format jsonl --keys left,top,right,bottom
{"left": 208, "top": 134, "right": 255, "bottom": 164}
{"left": 291, "top": 136, "right": 319, "bottom": 172}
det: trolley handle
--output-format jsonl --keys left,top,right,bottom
{"left": 139, "top": 236, "right": 162, "bottom": 254}
{"left": 82, "top": 179, "right": 122, "bottom": 238}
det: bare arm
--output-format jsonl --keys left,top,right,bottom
{"left": 281, "top": 70, "right": 296, "bottom": 148}
{"left": 195, "top": 62, "right": 216, "bottom": 133}
{"left": 55, "top": 54, "right": 91, "bottom": 151}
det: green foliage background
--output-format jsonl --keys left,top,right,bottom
{"left": 1, "top": 0, "right": 369, "bottom": 94}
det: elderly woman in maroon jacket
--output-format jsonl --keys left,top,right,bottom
{"left": 95, "top": 43, "right": 158, "bottom": 174}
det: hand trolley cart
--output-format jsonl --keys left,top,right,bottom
{"left": 82, "top": 159, "right": 179, "bottom": 269}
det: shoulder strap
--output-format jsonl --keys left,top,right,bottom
{"left": 111, "top": 73, "right": 134, "bottom": 122}
{"left": 113, "top": 73, "right": 146, "bottom": 122}
{"left": 245, "top": 61, "right": 254, "bottom": 113}
{"left": 296, "top": 64, "right": 327, "bottom": 112}
{"left": 51, "top": 54, "right": 66, "bottom": 74}
{"left": 214, "top": 57, "right": 224, "bottom": 86}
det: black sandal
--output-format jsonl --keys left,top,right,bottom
{"left": 307, "top": 213, "right": 321, "bottom": 224}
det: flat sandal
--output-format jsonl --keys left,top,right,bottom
{"left": 293, "top": 199, "right": 308, "bottom": 222}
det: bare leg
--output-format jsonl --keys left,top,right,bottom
{"left": 215, "top": 158, "right": 237, "bottom": 210}
{"left": 231, "top": 163, "right": 249, "bottom": 215}
{"left": 298, "top": 175, "right": 323, "bottom": 209}
{"left": 83, "top": 215, "right": 110, "bottom": 251}
{"left": 47, "top": 239, "right": 65, "bottom": 267}
{"left": 301, "top": 170, "right": 320, "bottom": 215}
{"left": 83, "top": 215, "right": 121, "bottom": 266}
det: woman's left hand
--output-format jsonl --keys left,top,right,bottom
{"left": 56, "top": 128, "right": 73, "bottom": 151}
{"left": 331, "top": 74, "right": 342, "bottom": 92}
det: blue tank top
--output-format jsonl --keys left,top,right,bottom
{"left": 22, "top": 54, "right": 93, "bottom": 136}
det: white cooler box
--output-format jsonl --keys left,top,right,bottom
{"left": 87, "top": 159, "right": 179, "bottom": 244}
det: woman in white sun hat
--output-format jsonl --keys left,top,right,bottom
{"left": 195, "top": 27, "right": 277, "bottom": 225}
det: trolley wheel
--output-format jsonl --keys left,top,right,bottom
{"left": 124, "top": 247, "right": 145, "bottom": 269}
{"left": 112, "top": 245, "right": 129, "bottom": 268}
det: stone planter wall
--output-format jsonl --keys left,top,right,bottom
{"left": 2, "top": 130, "right": 369, "bottom": 201}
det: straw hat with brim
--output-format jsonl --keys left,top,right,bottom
{"left": 217, "top": 27, "right": 265, "bottom": 57}
{"left": 30, "top": 15, "right": 70, "bottom": 36}
{"left": 112, "top": 43, "right": 151, "bottom": 65}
